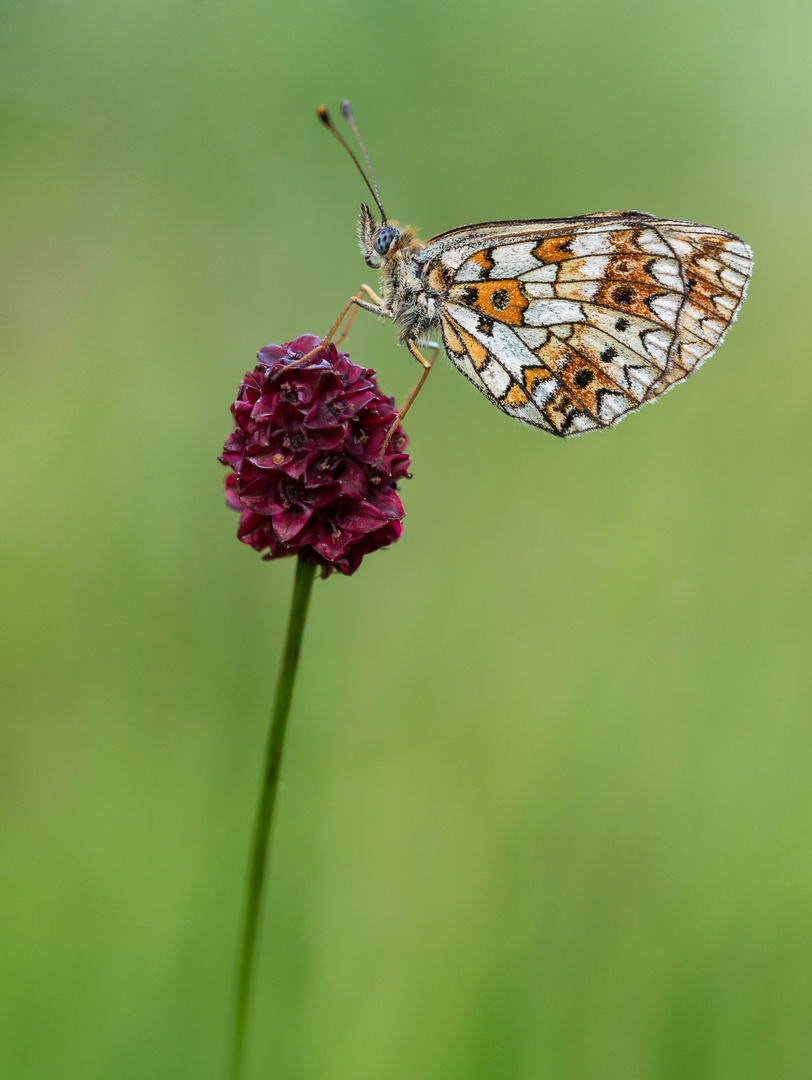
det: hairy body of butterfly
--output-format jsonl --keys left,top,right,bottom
{"left": 318, "top": 104, "right": 753, "bottom": 440}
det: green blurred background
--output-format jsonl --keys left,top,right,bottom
{"left": 2, "top": 1, "right": 811, "bottom": 1077}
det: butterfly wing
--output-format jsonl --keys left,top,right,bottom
{"left": 420, "top": 212, "right": 753, "bottom": 435}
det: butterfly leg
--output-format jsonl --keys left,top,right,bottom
{"left": 271, "top": 288, "right": 389, "bottom": 380}
{"left": 335, "top": 285, "right": 386, "bottom": 344}
{"left": 375, "top": 339, "right": 437, "bottom": 466}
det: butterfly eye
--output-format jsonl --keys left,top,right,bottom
{"left": 374, "top": 226, "right": 399, "bottom": 255}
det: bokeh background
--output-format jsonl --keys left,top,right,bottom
{"left": 2, "top": 1, "right": 811, "bottom": 1077}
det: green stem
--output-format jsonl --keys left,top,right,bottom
{"left": 231, "top": 556, "right": 317, "bottom": 1080}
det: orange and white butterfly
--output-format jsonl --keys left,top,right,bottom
{"left": 316, "top": 102, "right": 753, "bottom": 441}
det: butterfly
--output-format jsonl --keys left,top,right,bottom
{"left": 313, "top": 102, "right": 753, "bottom": 444}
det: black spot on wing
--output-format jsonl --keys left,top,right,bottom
{"left": 612, "top": 285, "right": 635, "bottom": 306}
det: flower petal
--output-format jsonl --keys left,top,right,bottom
{"left": 221, "top": 336, "right": 409, "bottom": 575}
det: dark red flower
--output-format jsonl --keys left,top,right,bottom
{"left": 220, "top": 335, "right": 410, "bottom": 576}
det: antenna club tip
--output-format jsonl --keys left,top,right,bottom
{"left": 318, "top": 101, "right": 386, "bottom": 220}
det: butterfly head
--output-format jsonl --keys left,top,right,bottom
{"left": 357, "top": 203, "right": 400, "bottom": 267}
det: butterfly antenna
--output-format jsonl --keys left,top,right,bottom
{"left": 317, "top": 104, "right": 387, "bottom": 221}
{"left": 339, "top": 101, "right": 385, "bottom": 221}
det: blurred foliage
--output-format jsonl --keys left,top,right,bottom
{"left": 1, "top": 1, "right": 811, "bottom": 1077}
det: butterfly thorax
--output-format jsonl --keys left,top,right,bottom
{"left": 381, "top": 230, "right": 441, "bottom": 344}
{"left": 358, "top": 204, "right": 440, "bottom": 344}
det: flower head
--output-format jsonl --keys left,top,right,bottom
{"left": 220, "top": 335, "right": 410, "bottom": 576}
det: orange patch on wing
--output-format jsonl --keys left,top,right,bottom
{"left": 503, "top": 382, "right": 529, "bottom": 407}
{"left": 470, "top": 249, "right": 495, "bottom": 274}
{"left": 456, "top": 327, "right": 490, "bottom": 370}
{"left": 441, "top": 315, "right": 464, "bottom": 356}
{"left": 531, "top": 235, "right": 575, "bottom": 263}
{"left": 449, "top": 280, "right": 528, "bottom": 325}
{"left": 479, "top": 280, "right": 528, "bottom": 324}
{"left": 523, "top": 366, "right": 556, "bottom": 393}
{"left": 426, "top": 263, "right": 452, "bottom": 294}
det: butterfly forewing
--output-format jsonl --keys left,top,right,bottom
{"left": 423, "top": 212, "right": 753, "bottom": 435}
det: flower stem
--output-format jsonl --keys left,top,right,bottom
{"left": 231, "top": 556, "right": 317, "bottom": 1080}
